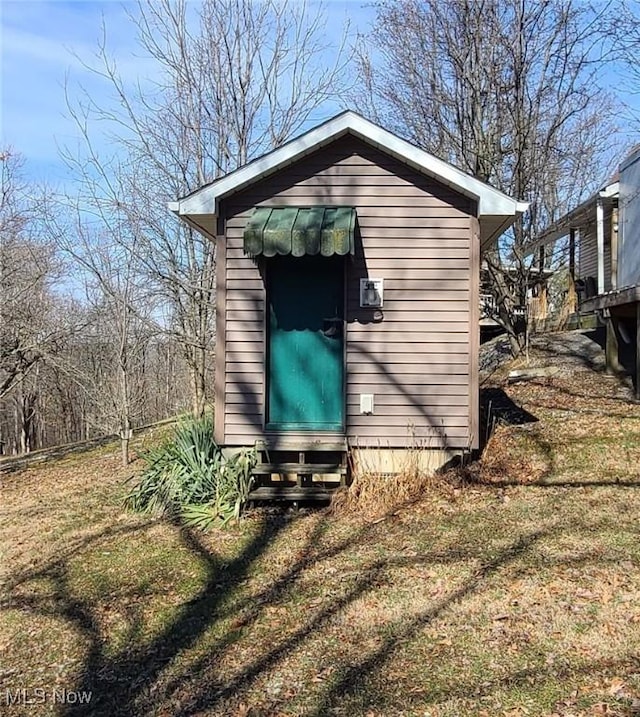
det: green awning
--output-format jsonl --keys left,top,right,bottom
{"left": 243, "top": 206, "right": 356, "bottom": 258}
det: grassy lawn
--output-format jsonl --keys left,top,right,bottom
{"left": 2, "top": 368, "right": 640, "bottom": 715}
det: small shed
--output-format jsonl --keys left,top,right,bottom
{"left": 170, "top": 111, "right": 526, "bottom": 489}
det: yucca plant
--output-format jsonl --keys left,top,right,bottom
{"left": 125, "top": 416, "right": 256, "bottom": 528}
{"left": 180, "top": 447, "right": 257, "bottom": 529}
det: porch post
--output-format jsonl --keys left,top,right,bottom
{"left": 596, "top": 199, "right": 605, "bottom": 294}
{"left": 611, "top": 206, "right": 619, "bottom": 291}
{"left": 606, "top": 314, "right": 623, "bottom": 375}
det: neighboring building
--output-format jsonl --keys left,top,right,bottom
{"left": 480, "top": 263, "right": 553, "bottom": 337}
{"left": 170, "top": 111, "right": 526, "bottom": 495}
{"left": 531, "top": 147, "right": 640, "bottom": 396}
{"left": 527, "top": 177, "right": 619, "bottom": 320}
{"left": 582, "top": 149, "right": 640, "bottom": 396}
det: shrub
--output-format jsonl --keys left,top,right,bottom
{"left": 124, "top": 416, "right": 256, "bottom": 528}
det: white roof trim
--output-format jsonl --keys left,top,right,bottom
{"left": 171, "top": 112, "right": 527, "bottom": 228}
{"left": 599, "top": 181, "right": 619, "bottom": 199}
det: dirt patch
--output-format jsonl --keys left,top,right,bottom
{"left": 476, "top": 331, "right": 640, "bottom": 487}
{"left": 480, "top": 328, "right": 614, "bottom": 385}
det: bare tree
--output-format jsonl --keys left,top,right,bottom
{"left": 0, "top": 150, "right": 194, "bottom": 458}
{"left": 0, "top": 151, "right": 64, "bottom": 402}
{"left": 358, "top": 0, "right": 616, "bottom": 354}
{"left": 606, "top": 1, "right": 640, "bottom": 129}
{"left": 61, "top": 0, "right": 351, "bottom": 416}
{"left": 46, "top": 198, "right": 156, "bottom": 466}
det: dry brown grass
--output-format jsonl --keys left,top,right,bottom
{"left": 330, "top": 468, "right": 447, "bottom": 520}
{"left": 470, "top": 423, "right": 552, "bottom": 484}
{"left": 331, "top": 445, "right": 458, "bottom": 521}
{"left": 476, "top": 368, "right": 640, "bottom": 488}
{"left": 2, "top": 353, "right": 640, "bottom": 716}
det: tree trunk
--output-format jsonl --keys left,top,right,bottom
{"left": 119, "top": 348, "right": 132, "bottom": 466}
{"left": 120, "top": 419, "right": 132, "bottom": 467}
{"left": 191, "top": 357, "right": 206, "bottom": 419}
{"left": 121, "top": 433, "right": 130, "bottom": 467}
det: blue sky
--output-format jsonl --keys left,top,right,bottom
{"left": 2, "top": 1, "right": 638, "bottom": 188}
{"left": 1, "top": 0, "right": 373, "bottom": 184}
{"left": 2, "top": 1, "right": 136, "bottom": 181}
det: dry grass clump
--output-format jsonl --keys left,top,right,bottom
{"left": 472, "top": 423, "right": 552, "bottom": 485}
{"left": 332, "top": 449, "right": 457, "bottom": 520}
{"left": 330, "top": 470, "right": 434, "bottom": 520}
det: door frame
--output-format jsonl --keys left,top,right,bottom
{"left": 261, "top": 255, "right": 347, "bottom": 434}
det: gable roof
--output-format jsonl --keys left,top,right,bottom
{"left": 169, "top": 110, "right": 528, "bottom": 246}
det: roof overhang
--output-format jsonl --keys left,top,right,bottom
{"left": 526, "top": 181, "right": 619, "bottom": 255}
{"left": 169, "top": 111, "right": 528, "bottom": 247}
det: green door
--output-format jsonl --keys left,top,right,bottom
{"left": 267, "top": 255, "right": 344, "bottom": 431}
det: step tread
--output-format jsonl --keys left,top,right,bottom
{"left": 256, "top": 440, "right": 348, "bottom": 451}
{"left": 254, "top": 462, "right": 347, "bottom": 474}
{"left": 248, "top": 485, "right": 337, "bottom": 501}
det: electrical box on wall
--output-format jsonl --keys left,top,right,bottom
{"left": 360, "top": 393, "right": 374, "bottom": 415}
{"left": 360, "top": 278, "right": 384, "bottom": 308}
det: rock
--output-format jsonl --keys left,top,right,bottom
{"left": 507, "top": 366, "right": 561, "bottom": 382}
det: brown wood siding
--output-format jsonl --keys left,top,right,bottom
{"left": 469, "top": 217, "right": 480, "bottom": 449}
{"left": 219, "top": 135, "right": 476, "bottom": 448}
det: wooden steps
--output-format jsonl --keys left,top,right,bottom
{"left": 253, "top": 463, "right": 347, "bottom": 475}
{"left": 248, "top": 485, "right": 335, "bottom": 502}
{"left": 248, "top": 444, "right": 349, "bottom": 502}
{"left": 255, "top": 439, "right": 348, "bottom": 452}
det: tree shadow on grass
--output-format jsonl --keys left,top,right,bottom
{"left": 2, "top": 507, "right": 384, "bottom": 716}
{"left": 305, "top": 528, "right": 550, "bottom": 717}
{"left": 519, "top": 376, "right": 640, "bottom": 411}
{"left": 3, "top": 521, "right": 160, "bottom": 593}
{"left": 2, "top": 513, "right": 292, "bottom": 715}
{"left": 176, "top": 525, "right": 554, "bottom": 717}
{"left": 343, "top": 653, "right": 640, "bottom": 715}
{"left": 63, "top": 514, "right": 295, "bottom": 716}
{"left": 479, "top": 386, "right": 538, "bottom": 449}
{"left": 4, "top": 504, "right": 637, "bottom": 716}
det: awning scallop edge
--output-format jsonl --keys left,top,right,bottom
{"left": 243, "top": 206, "right": 356, "bottom": 257}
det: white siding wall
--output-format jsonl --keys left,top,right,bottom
{"left": 619, "top": 150, "right": 640, "bottom": 289}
